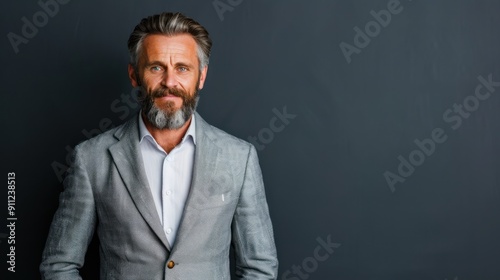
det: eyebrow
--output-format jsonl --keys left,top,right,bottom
{"left": 144, "top": 60, "right": 194, "bottom": 69}
{"left": 144, "top": 60, "right": 166, "bottom": 67}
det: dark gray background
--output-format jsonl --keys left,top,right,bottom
{"left": 1, "top": 0, "right": 499, "bottom": 279}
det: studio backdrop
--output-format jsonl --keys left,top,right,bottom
{"left": 1, "top": 0, "right": 500, "bottom": 279}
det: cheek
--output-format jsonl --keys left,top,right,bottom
{"left": 181, "top": 76, "right": 200, "bottom": 92}
{"left": 142, "top": 74, "right": 162, "bottom": 88}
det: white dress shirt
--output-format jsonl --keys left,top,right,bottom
{"left": 138, "top": 114, "right": 196, "bottom": 246}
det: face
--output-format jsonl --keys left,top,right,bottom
{"left": 128, "top": 34, "right": 208, "bottom": 130}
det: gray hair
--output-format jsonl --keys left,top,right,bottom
{"left": 128, "top": 12, "right": 212, "bottom": 70}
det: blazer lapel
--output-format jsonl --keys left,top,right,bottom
{"left": 108, "top": 116, "right": 171, "bottom": 251}
{"left": 171, "top": 112, "right": 221, "bottom": 252}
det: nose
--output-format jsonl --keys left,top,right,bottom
{"left": 161, "top": 69, "right": 178, "bottom": 88}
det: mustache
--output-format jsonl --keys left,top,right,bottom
{"left": 151, "top": 87, "right": 186, "bottom": 99}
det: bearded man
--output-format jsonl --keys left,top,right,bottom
{"left": 40, "top": 12, "right": 278, "bottom": 280}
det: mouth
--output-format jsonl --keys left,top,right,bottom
{"left": 153, "top": 92, "right": 183, "bottom": 109}
{"left": 157, "top": 93, "right": 180, "bottom": 99}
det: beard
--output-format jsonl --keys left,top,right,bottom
{"left": 137, "top": 81, "right": 199, "bottom": 130}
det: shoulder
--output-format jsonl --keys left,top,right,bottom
{"left": 74, "top": 116, "right": 137, "bottom": 155}
{"left": 195, "top": 113, "right": 254, "bottom": 154}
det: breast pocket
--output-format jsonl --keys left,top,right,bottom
{"left": 188, "top": 169, "right": 240, "bottom": 209}
{"left": 190, "top": 189, "right": 238, "bottom": 210}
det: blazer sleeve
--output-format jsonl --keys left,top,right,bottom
{"left": 231, "top": 145, "right": 279, "bottom": 279}
{"left": 40, "top": 144, "right": 97, "bottom": 280}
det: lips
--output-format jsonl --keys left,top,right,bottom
{"left": 157, "top": 93, "right": 179, "bottom": 98}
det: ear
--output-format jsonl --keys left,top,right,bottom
{"left": 128, "top": 64, "right": 139, "bottom": 87}
{"left": 197, "top": 66, "right": 208, "bottom": 90}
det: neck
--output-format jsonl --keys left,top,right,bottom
{"left": 142, "top": 113, "right": 192, "bottom": 153}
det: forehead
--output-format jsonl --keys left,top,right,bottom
{"left": 140, "top": 34, "right": 198, "bottom": 63}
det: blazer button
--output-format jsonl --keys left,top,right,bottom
{"left": 167, "top": 260, "right": 175, "bottom": 269}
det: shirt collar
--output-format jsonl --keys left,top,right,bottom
{"left": 138, "top": 112, "right": 196, "bottom": 146}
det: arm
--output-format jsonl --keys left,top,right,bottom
{"left": 232, "top": 145, "right": 279, "bottom": 279}
{"left": 40, "top": 145, "right": 97, "bottom": 280}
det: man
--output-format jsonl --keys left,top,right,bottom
{"left": 40, "top": 12, "right": 278, "bottom": 279}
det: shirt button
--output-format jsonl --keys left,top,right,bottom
{"left": 166, "top": 228, "right": 172, "bottom": 234}
{"left": 167, "top": 260, "right": 175, "bottom": 269}
{"left": 166, "top": 190, "right": 172, "bottom": 196}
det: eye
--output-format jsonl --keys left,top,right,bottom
{"left": 150, "top": 66, "right": 163, "bottom": 72}
{"left": 177, "top": 66, "right": 188, "bottom": 72}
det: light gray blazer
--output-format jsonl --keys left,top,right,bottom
{"left": 40, "top": 112, "right": 278, "bottom": 279}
